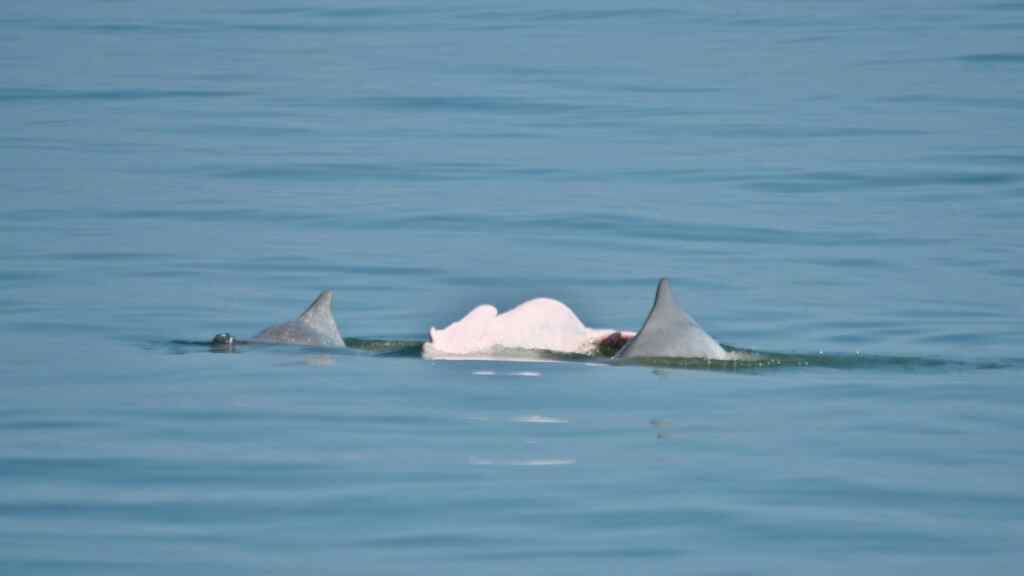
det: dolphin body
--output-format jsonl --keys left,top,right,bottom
{"left": 212, "top": 290, "right": 345, "bottom": 349}
{"left": 614, "top": 279, "right": 730, "bottom": 361}
{"left": 423, "top": 297, "right": 628, "bottom": 359}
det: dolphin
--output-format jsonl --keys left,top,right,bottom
{"left": 614, "top": 279, "right": 730, "bottom": 361}
{"left": 211, "top": 290, "right": 345, "bottom": 349}
{"left": 423, "top": 297, "right": 631, "bottom": 359}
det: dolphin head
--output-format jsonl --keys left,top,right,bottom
{"left": 210, "top": 332, "right": 237, "bottom": 351}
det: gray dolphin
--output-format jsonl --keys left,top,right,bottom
{"left": 614, "top": 279, "right": 729, "bottom": 360}
{"left": 212, "top": 290, "right": 345, "bottom": 349}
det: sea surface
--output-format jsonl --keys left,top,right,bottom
{"left": 3, "top": 1, "right": 1023, "bottom": 573}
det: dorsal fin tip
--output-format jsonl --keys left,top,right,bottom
{"left": 299, "top": 290, "right": 333, "bottom": 320}
{"left": 655, "top": 278, "right": 672, "bottom": 299}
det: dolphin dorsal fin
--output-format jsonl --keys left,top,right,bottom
{"left": 614, "top": 279, "right": 727, "bottom": 360}
{"left": 297, "top": 290, "right": 345, "bottom": 346}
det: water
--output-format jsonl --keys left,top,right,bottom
{"left": 2, "top": 1, "right": 1023, "bottom": 573}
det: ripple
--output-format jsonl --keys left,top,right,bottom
{"left": 511, "top": 415, "right": 568, "bottom": 424}
{"left": 469, "top": 458, "right": 575, "bottom": 467}
{"left": 957, "top": 52, "right": 1024, "bottom": 64}
{"left": 0, "top": 88, "right": 246, "bottom": 103}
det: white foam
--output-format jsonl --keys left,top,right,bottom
{"left": 512, "top": 415, "right": 568, "bottom": 424}
{"left": 471, "top": 370, "right": 542, "bottom": 377}
{"left": 469, "top": 457, "right": 575, "bottom": 467}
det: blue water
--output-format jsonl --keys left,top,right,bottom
{"left": 3, "top": 1, "right": 1023, "bottom": 573}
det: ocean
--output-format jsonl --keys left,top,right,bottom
{"left": 2, "top": 1, "right": 1023, "bottom": 573}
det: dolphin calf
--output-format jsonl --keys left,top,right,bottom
{"left": 614, "top": 279, "right": 730, "bottom": 361}
{"left": 423, "top": 297, "right": 630, "bottom": 359}
{"left": 212, "top": 290, "right": 345, "bottom": 349}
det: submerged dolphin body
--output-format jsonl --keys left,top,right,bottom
{"left": 614, "top": 279, "right": 730, "bottom": 361}
{"left": 211, "top": 290, "right": 345, "bottom": 349}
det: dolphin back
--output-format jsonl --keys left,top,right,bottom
{"left": 614, "top": 279, "right": 727, "bottom": 360}
{"left": 252, "top": 290, "right": 346, "bottom": 347}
